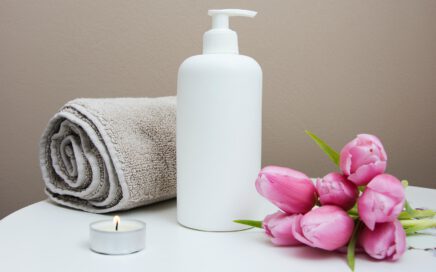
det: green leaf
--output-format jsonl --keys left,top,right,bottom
{"left": 347, "top": 220, "right": 362, "bottom": 272}
{"left": 305, "top": 130, "right": 340, "bottom": 166}
{"left": 347, "top": 204, "right": 358, "bottom": 215}
{"left": 401, "top": 180, "right": 409, "bottom": 188}
{"left": 405, "top": 200, "right": 415, "bottom": 215}
{"left": 233, "top": 220, "right": 263, "bottom": 229}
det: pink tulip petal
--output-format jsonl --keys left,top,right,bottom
{"left": 359, "top": 220, "right": 405, "bottom": 260}
{"left": 292, "top": 214, "right": 315, "bottom": 247}
{"left": 359, "top": 222, "right": 394, "bottom": 259}
{"left": 367, "top": 174, "right": 405, "bottom": 220}
{"left": 316, "top": 172, "right": 358, "bottom": 210}
{"left": 293, "top": 206, "right": 354, "bottom": 251}
{"left": 340, "top": 142, "right": 355, "bottom": 176}
{"left": 339, "top": 134, "right": 387, "bottom": 186}
{"left": 358, "top": 189, "right": 377, "bottom": 230}
{"left": 367, "top": 174, "right": 405, "bottom": 201}
{"left": 349, "top": 145, "right": 382, "bottom": 173}
{"left": 268, "top": 214, "right": 301, "bottom": 246}
{"left": 348, "top": 161, "right": 386, "bottom": 186}
{"left": 356, "top": 134, "right": 387, "bottom": 160}
{"left": 261, "top": 166, "right": 308, "bottom": 180}
{"left": 358, "top": 174, "right": 405, "bottom": 230}
{"left": 256, "top": 167, "right": 317, "bottom": 214}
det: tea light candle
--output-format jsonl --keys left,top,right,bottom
{"left": 89, "top": 216, "right": 146, "bottom": 255}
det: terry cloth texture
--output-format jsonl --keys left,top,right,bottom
{"left": 39, "top": 97, "right": 176, "bottom": 213}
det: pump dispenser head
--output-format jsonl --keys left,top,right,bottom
{"left": 203, "top": 9, "right": 257, "bottom": 54}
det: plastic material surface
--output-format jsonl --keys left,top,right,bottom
{"left": 177, "top": 9, "right": 267, "bottom": 231}
{"left": 177, "top": 54, "right": 266, "bottom": 231}
{"left": 203, "top": 9, "right": 257, "bottom": 54}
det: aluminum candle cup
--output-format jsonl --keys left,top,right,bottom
{"left": 89, "top": 216, "right": 146, "bottom": 255}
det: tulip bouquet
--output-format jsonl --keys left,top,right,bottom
{"left": 235, "top": 131, "right": 436, "bottom": 271}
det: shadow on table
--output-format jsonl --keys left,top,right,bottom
{"left": 46, "top": 197, "right": 177, "bottom": 222}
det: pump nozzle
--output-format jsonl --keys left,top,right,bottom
{"left": 208, "top": 9, "right": 257, "bottom": 29}
{"left": 203, "top": 9, "right": 257, "bottom": 54}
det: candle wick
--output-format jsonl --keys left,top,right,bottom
{"left": 115, "top": 222, "right": 119, "bottom": 231}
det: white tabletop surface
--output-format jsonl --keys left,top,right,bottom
{"left": 0, "top": 186, "right": 435, "bottom": 272}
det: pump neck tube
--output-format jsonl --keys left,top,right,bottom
{"left": 203, "top": 9, "right": 257, "bottom": 54}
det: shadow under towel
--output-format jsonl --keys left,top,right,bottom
{"left": 39, "top": 97, "right": 176, "bottom": 213}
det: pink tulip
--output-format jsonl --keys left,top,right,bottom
{"left": 292, "top": 205, "right": 354, "bottom": 251}
{"left": 263, "top": 211, "right": 302, "bottom": 246}
{"left": 359, "top": 220, "right": 406, "bottom": 260}
{"left": 255, "top": 166, "right": 317, "bottom": 214}
{"left": 358, "top": 174, "right": 405, "bottom": 230}
{"left": 340, "top": 134, "right": 387, "bottom": 186}
{"left": 316, "top": 172, "right": 359, "bottom": 210}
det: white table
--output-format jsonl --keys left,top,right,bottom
{"left": 1, "top": 186, "right": 435, "bottom": 272}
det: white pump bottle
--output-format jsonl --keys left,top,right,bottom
{"left": 177, "top": 9, "right": 264, "bottom": 231}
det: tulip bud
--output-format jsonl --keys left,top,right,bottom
{"left": 358, "top": 174, "right": 405, "bottom": 230}
{"left": 316, "top": 172, "right": 359, "bottom": 210}
{"left": 292, "top": 205, "right": 354, "bottom": 251}
{"left": 255, "top": 166, "right": 317, "bottom": 214}
{"left": 359, "top": 220, "right": 406, "bottom": 260}
{"left": 340, "top": 134, "right": 387, "bottom": 186}
{"left": 263, "top": 211, "right": 302, "bottom": 246}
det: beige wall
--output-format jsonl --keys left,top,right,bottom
{"left": 1, "top": 0, "right": 435, "bottom": 218}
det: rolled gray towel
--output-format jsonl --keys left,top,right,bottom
{"left": 39, "top": 97, "right": 176, "bottom": 213}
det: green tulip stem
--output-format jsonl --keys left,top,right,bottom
{"left": 399, "top": 199, "right": 436, "bottom": 219}
{"left": 347, "top": 220, "right": 362, "bottom": 272}
{"left": 400, "top": 219, "right": 436, "bottom": 235}
{"left": 398, "top": 209, "right": 436, "bottom": 220}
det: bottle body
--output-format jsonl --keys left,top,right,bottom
{"left": 177, "top": 54, "right": 264, "bottom": 231}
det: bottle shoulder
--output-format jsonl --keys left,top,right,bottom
{"left": 179, "top": 54, "right": 261, "bottom": 74}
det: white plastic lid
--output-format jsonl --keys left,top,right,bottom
{"left": 203, "top": 9, "right": 257, "bottom": 54}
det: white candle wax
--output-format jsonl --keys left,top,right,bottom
{"left": 89, "top": 218, "right": 146, "bottom": 255}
